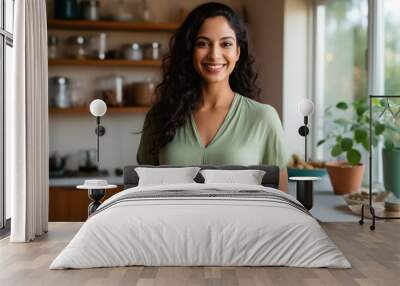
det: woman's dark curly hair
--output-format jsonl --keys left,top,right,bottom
{"left": 146, "top": 2, "right": 261, "bottom": 162}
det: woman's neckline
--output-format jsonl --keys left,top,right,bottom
{"left": 190, "top": 92, "right": 240, "bottom": 149}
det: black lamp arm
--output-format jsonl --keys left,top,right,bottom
{"left": 298, "top": 115, "right": 310, "bottom": 162}
{"left": 94, "top": 116, "right": 106, "bottom": 163}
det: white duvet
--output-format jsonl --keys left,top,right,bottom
{"left": 50, "top": 183, "right": 351, "bottom": 269}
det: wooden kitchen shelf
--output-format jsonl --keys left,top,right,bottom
{"left": 49, "top": 58, "right": 162, "bottom": 67}
{"left": 48, "top": 19, "right": 179, "bottom": 32}
{"left": 49, "top": 106, "right": 150, "bottom": 115}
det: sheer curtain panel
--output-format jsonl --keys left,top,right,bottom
{"left": 7, "top": 0, "right": 49, "bottom": 242}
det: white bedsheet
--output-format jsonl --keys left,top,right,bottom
{"left": 50, "top": 183, "right": 351, "bottom": 269}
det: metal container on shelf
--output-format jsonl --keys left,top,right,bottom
{"left": 124, "top": 81, "right": 156, "bottom": 107}
{"left": 122, "top": 42, "right": 143, "bottom": 61}
{"left": 80, "top": 0, "right": 100, "bottom": 21}
{"left": 49, "top": 76, "right": 72, "bottom": 108}
{"left": 143, "top": 42, "right": 162, "bottom": 60}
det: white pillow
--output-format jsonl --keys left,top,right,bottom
{"left": 200, "top": 169, "right": 266, "bottom": 185}
{"left": 135, "top": 167, "right": 201, "bottom": 186}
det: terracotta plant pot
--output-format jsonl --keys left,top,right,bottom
{"left": 326, "top": 161, "right": 365, "bottom": 195}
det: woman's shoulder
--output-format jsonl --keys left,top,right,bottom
{"left": 140, "top": 107, "right": 160, "bottom": 136}
{"left": 237, "top": 93, "right": 280, "bottom": 122}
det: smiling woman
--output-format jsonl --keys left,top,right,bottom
{"left": 137, "top": 2, "right": 289, "bottom": 191}
{"left": 193, "top": 16, "right": 240, "bottom": 90}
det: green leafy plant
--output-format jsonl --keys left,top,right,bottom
{"left": 317, "top": 96, "right": 385, "bottom": 165}
{"left": 377, "top": 98, "right": 400, "bottom": 150}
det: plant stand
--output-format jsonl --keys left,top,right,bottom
{"left": 359, "top": 95, "right": 400, "bottom": 230}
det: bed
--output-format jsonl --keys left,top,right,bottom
{"left": 50, "top": 165, "right": 351, "bottom": 269}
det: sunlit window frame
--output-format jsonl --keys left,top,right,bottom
{"left": 1, "top": 0, "right": 14, "bottom": 230}
{"left": 311, "top": 0, "right": 385, "bottom": 167}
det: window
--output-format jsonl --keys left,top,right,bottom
{"left": 1, "top": 0, "right": 14, "bottom": 230}
{"left": 5, "top": 0, "right": 13, "bottom": 34}
{"left": 384, "top": 0, "right": 400, "bottom": 95}
{"left": 313, "top": 0, "right": 368, "bottom": 160}
{"left": 313, "top": 0, "right": 400, "bottom": 185}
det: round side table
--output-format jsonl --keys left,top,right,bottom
{"left": 289, "top": 176, "right": 320, "bottom": 210}
{"left": 77, "top": 180, "right": 117, "bottom": 216}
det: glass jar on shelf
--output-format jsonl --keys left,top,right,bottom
{"left": 90, "top": 33, "right": 107, "bottom": 60}
{"left": 122, "top": 42, "right": 143, "bottom": 61}
{"left": 49, "top": 76, "right": 72, "bottom": 108}
{"left": 137, "top": 0, "right": 154, "bottom": 22}
{"left": 67, "top": 36, "right": 88, "bottom": 59}
{"left": 48, "top": 35, "right": 60, "bottom": 59}
{"left": 112, "top": 0, "right": 135, "bottom": 22}
{"left": 54, "top": 0, "right": 79, "bottom": 19}
{"left": 143, "top": 42, "right": 162, "bottom": 60}
{"left": 80, "top": 0, "right": 100, "bottom": 21}
{"left": 70, "top": 79, "right": 90, "bottom": 107}
{"left": 97, "top": 75, "right": 125, "bottom": 107}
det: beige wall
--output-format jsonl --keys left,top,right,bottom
{"left": 283, "top": 0, "right": 312, "bottom": 158}
{"left": 247, "top": 0, "right": 312, "bottom": 158}
{"left": 245, "top": 0, "right": 285, "bottom": 118}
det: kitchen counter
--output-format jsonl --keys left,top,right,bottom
{"left": 49, "top": 176, "right": 124, "bottom": 187}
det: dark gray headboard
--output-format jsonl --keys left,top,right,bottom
{"left": 123, "top": 165, "right": 280, "bottom": 189}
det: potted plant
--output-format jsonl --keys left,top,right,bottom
{"left": 317, "top": 96, "right": 385, "bottom": 194}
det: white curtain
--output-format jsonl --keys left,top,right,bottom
{"left": 7, "top": 0, "right": 49, "bottom": 242}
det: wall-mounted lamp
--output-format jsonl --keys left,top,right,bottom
{"left": 297, "top": 99, "right": 314, "bottom": 162}
{"left": 89, "top": 99, "right": 107, "bottom": 162}
{"left": 289, "top": 99, "right": 317, "bottom": 211}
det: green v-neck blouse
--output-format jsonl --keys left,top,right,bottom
{"left": 137, "top": 93, "right": 289, "bottom": 169}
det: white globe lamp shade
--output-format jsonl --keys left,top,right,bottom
{"left": 297, "top": 99, "right": 314, "bottom": 116}
{"left": 90, "top": 99, "right": 107, "bottom": 117}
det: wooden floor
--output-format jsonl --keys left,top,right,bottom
{"left": 0, "top": 222, "right": 399, "bottom": 286}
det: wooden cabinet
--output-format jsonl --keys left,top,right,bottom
{"left": 49, "top": 186, "right": 123, "bottom": 222}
